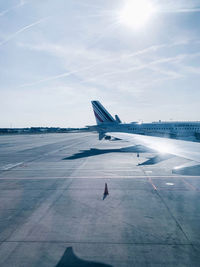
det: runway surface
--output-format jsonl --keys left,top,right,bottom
{"left": 0, "top": 132, "right": 200, "bottom": 266}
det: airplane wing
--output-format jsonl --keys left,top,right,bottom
{"left": 107, "top": 132, "right": 200, "bottom": 163}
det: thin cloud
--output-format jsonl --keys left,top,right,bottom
{"left": 17, "top": 40, "right": 191, "bottom": 88}
{"left": 0, "top": 18, "right": 47, "bottom": 47}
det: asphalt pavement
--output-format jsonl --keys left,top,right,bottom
{"left": 0, "top": 132, "right": 200, "bottom": 266}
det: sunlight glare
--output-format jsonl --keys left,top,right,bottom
{"left": 119, "top": 0, "right": 157, "bottom": 29}
{"left": 153, "top": 141, "right": 174, "bottom": 154}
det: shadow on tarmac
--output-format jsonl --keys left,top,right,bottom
{"left": 63, "top": 146, "right": 172, "bottom": 166}
{"left": 172, "top": 164, "right": 200, "bottom": 176}
{"left": 103, "top": 194, "right": 108, "bottom": 200}
{"left": 55, "top": 247, "right": 112, "bottom": 267}
{"left": 63, "top": 145, "right": 152, "bottom": 160}
{"left": 138, "top": 154, "right": 173, "bottom": 166}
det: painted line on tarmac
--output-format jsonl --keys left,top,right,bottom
{"left": 147, "top": 177, "right": 157, "bottom": 190}
{"left": 182, "top": 179, "right": 198, "bottom": 191}
{"left": 0, "top": 136, "right": 95, "bottom": 174}
{"left": 0, "top": 175, "right": 200, "bottom": 180}
{"left": 3, "top": 171, "right": 145, "bottom": 175}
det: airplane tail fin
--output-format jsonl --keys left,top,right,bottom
{"left": 91, "top": 100, "right": 116, "bottom": 125}
{"left": 115, "top": 115, "right": 121, "bottom": 123}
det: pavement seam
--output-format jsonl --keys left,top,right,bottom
{"left": 0, "top": 179, "right": 75, "bottom": 267}
{"left": 137, "top": 157, "right": 196, "bottom": 251}
{"left": 0, "top": 137, "right": 95, "bottom": 266}
{"left": 0, "top": 240, "right": 198, "bottom": 246}
{"left": 69, "top": 194, "right": 163, "bottom": 243}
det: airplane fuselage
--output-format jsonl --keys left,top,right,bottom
{"left": 98, "top": 121, "right": 200, "bottom": 141}
{"left": 91, "top": 100, "right": 200, "bottom": 142}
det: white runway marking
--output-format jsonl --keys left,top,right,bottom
{"left": 166, "top": 183, "right": 174, "bottom": 186}
{"left": 0, "top": 175, "right": 200, "bottom": 180}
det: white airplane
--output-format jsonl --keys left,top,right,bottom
{"left": 90, "top": 100, "right": 200, "bottom": 165}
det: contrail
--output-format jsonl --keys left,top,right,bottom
{"left": 20, "top": 53, "right": 182, "bottom": 88}
{"left": 0, "top": 7, "right": 14, "bottom": 17}
{"left": 19, "top": 62, "right": 103, "bottom": 88}
{"left": 18, "top": 44, "right": 162, "bottom": 88}
{"left": 80, "top": 54, "right": 192, "bottom": 84}
{"left": 160, "top": 7, "right": 200, "bottom": 13}
{"left": 0, "top": 1, "right": 27, "bottom": 17}
{"left": 175, "top": 8, "right": 200, "bottom": 13}
{"left": 0, "top": 18, "right": 47, "bottom": 46}
{"left": 18, "top": 40, "right": 191, "bottom": 88}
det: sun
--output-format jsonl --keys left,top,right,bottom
{"left": 119, "top": 0, "right": 157, "bottom": 29}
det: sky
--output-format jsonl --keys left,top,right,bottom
{"left": 1, "top": 0, "right": 200, "bottom": 127}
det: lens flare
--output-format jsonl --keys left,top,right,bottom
{"left": 119, "top": 0, "right": 157, "bottom": 29}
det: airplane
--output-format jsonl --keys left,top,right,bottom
{"left": 90, "top": 100, "right": 200, "bottom": 167}
{"left": 91, "top": 100, "right": 200, "bottom": 142}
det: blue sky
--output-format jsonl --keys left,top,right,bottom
{"left": 1, "top": 0, "right": 200, "bottom": 127}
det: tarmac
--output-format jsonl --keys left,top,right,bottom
{"left": 0, "top": 132, "right": 200, "bottom": 266}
